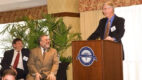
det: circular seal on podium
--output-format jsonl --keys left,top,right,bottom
{"left": 77, "top": 46, "right": 97, "bottom": 67}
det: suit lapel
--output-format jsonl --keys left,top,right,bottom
{"left": 103, "top": 18, "right": 107, "bottom": 25}
{"left": 111, "top": 15, "right": 117, "bottom": 28}
{"left": 11, "top": 50, "right": 14, "bottom": 58}
{"left": 9, "top": 50, "right": 14, "bottom": 65}
{"left": 37, "top": 47, "right": 44, "bottom": 63}
{"left": 108, "top": 15, "right": 118, "bottom": 35}
{"left": 43, "top": 48, "right": 51, "bottom": 64}
{"left": 21, "top": 49, "right": 28, "bottom": 69}
{"left": 21, "top": 49, "right": 26, "bottom": 61}
{"left": 101, "top": 18, "right": 108, "bottom": 39}
{"left": 21, "top": 49, "right": 25, "bottom": 69}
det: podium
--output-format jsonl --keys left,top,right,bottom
{"left": 72, "top": 40, "right": 123, "bottom": 80}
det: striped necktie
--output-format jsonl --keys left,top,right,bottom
{"left": 104, "top": 19, "right": 111, "bottom": 39}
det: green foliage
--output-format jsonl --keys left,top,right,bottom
{"left": 0, "top": 14, "right": 81, "bottom": 63}
{"left": 60, "top": 56, "right": 72, "bottom": 63}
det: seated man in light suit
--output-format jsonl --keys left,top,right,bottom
{"left": 27, "top": 35, "right": 59, "bottom": 80}
{"left": 87, "top": 1, "right": 125, "bottom": 59}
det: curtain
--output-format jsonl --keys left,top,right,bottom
{"left": 79, "top": 0, "right": 142, "bottom": 12}
{"left": 115, "top": 5, "right": 142, "bottom": 80}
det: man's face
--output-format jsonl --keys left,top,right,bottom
{"left": 13, "top": 41, "right": 23, "bottom": 51}
{"left": 2, "top": 75, "right": 15, "bottom": 80}
{"left": 102, "top": 5, "right": 114, "bottom": 17}
{"left": 40, "top": 36, "right": 50, "bottom": 49}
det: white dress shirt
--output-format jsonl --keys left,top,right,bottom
{"left": 41, "top": 47, "right": 44, "bottom": 56}
{"left": 11, "top": 50, "right": 24, "bottom": 70}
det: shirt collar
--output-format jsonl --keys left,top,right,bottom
{"left": 40, "top": 47, "right": 44, "bottom": 53}
{"left": 14, "top": 49, "right": 21, "bottom": 53}
{"left": 108, "top": 14, "right": 115, "bottom": 23}
{"left": 40, "top": 47, "right": 50, "bottom": 53}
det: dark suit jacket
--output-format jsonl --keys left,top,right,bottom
{"left": 0, "top": 48, "right": 30, "bottom": 79}
{"left": 88, "top": 15, "right": 125, "bottom": 59}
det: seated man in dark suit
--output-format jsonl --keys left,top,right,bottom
{"left": 0, "top": 38, "right": 30, "bottom": 80}
{"left": 88, "top": 1, "right": 125, "bottom": 59}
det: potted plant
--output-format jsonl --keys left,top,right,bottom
{"left": 0, "top": 14, "right": 81, "bottom": 80}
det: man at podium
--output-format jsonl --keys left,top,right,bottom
{"left": 88, "top": 1, "right": 125, "bottom": 43}
{"left": 87, "top": 1, "right": 125, "bottom": 60}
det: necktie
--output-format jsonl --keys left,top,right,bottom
{"left": 104, "top": 19, "right": 111, "bottom": 39}
{"left": 43, "top": 49, "right": 46, "bottom": 59}
{"left": 13, "top": 51, "right": 20, "bottom": 69}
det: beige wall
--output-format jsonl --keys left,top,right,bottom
{"left": 80, "top": 10, "right": 104, "bottom": 40}
{"left": 62, "top": 17, "right": 80, "bottom": 80}
{"left": 63, "top": 17, "right": 80, "bottom": 33}
{"left": 48, "top": 0, "right": 79, "bottom": 13}
{"left": 47, "top": 0, "right": 80, "bottom": 80}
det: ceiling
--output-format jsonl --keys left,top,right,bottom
{"left": 0, "top": 0, "right": 47, "bottom": 12}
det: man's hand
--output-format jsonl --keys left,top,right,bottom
{"left": 10, "top": 66, "right": 17, "bottom": 75}
{"left": 35, "top": 73, "right": 41, "bottom": 80}
{"left": 47, "top": 73, "right": 56, "bottom": 80}
{"left": 105, "top": 36, "right": 115, "bottom": 41}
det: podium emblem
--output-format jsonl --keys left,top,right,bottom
{"left": 77, "top": 46, "right": 97, "bottom": 67}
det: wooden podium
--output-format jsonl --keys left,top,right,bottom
{"left": 72, "top": 40, "right": 123, "bottom": 80}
